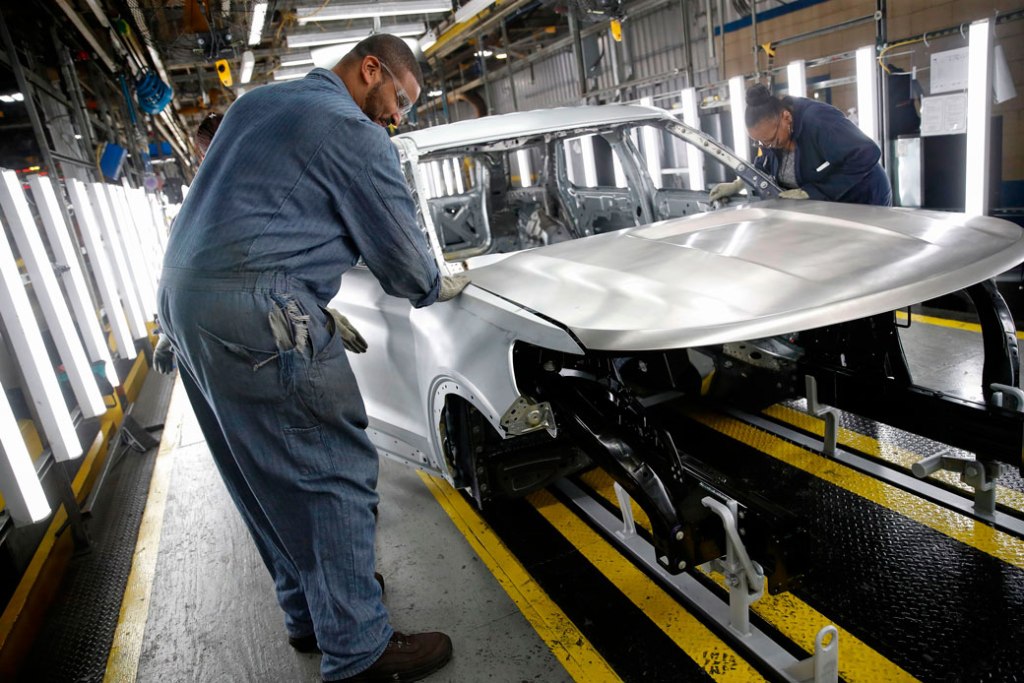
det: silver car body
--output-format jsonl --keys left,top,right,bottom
{"left": 329, "top": 105, "right": 1024, "bottom": 482}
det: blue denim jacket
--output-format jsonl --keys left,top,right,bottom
{"left": 164, "top": 68, "right": 441, "bottom": 306}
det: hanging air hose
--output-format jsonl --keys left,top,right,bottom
{"left": 135, "top": 70, "right": 173, "bottom": 115}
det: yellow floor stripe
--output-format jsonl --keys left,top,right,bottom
{"left": 527, "top": 489, "right": 768, "bottom": 683}
{"left": 896, "top": 310, "right": 1024, "bottom": 340}
{"left": 691, "top": 410, "right": 1024, "bottom": 570}
{"left": 764, "top": 403, "right": 1024, "bottom": 514}
{"left": 418, "top": 473, "right": 620, "bottom": 682}
{"left": 577, "top": 469, "right": 916, "bottom": 683}
{"left": 104, "top": 378, "right": 188, "bottom": 683}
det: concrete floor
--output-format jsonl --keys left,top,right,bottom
{"left": 132, "top": 384, "right": 571, "bottom": 683}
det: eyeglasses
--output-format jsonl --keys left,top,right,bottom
{"left": 379, "top": 60, "right": 414, "bottom": 120}
{"left": 753, "top": 115, "right": 785, "bottom": 149}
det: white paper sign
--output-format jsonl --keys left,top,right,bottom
{"left": 920, "top": 93, "right": 967, "bottom": 136}
{"left": 930, "top": 47, "right": 969, "bottom": 94}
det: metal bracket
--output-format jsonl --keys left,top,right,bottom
{"left": 613, "top": 482, "right": 637, "bottom": 540}
{"left": 701, "top": 496, "right": 764, "bottom": 636}
{"left": 783, "top": 625, "right": 840, "bottom": 683}
{"left": 804, "top": 375, "right": 838, "bottom": 458}
{"left": 990, "top": 383, "right": 1024, "bottom": 413}
{"left": 911, "top": 451, "right": 1002, "bottom": 519}
{"left": 499, "top": 396, "right": 556, "bottom": 436}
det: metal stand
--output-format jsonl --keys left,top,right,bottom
{"left": 911, "top": 452, "right": 1002, "bottom": 519}
{"left": 783, "top": 625, "right": 840, "bottom": 683}
{"left": 805, "top": 375, "right": 838, "bottom": 457}
{"left": 701, "top": 496, "right": 764, "bottom": 636}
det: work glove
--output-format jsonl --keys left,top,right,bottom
{"left": 153, "top": 335, "right": 176, "bottom": 374}
{"left": 437, "top": 274, "right": 471, "bottom": 302}
{"left": 708, "top": 178, "right": 745, "bottom": 203}
{"left": 325, "top": 308, "right": 368, "bottom": 353}
{"left": 778, "top": 188, "right": 810, "bottom": 200}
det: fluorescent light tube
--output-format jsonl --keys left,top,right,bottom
{"left": 279, "top": 50, "right": 314, "bottom": 67}
{"left": 419, "top": 29, "right": 438, "bottom": 52}
{"left": 240, "top": 50, "right": 255, "bottom": 84}
{"left": 454, "top": 0, "right": 493, "bottom": 24}
{"left": 787, "top": 60, "right": 806, "bottom": 98}
{"left": 248, "top": 1, "right": 268, "bottom": 46}
{"left": 855, "top": 45, "right": 878, "bottom": 143}
{"left": 287, "top": 21, "right": 426, "bottom": 48}
{"left": 728, "top": 76, "right": 748, "bottom": 162}
{"left": 274, "top": 64, "right": 315, "bottom": 81}
{"left": 296, "top": 0, "right": 451, "bottom": 24}
{"left": 965, "top": 19, "right": 993, "bottom": 216}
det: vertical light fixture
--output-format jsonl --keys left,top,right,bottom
{"left": 728, "top": 76, "right": 748, "bottom": 162}
{"left": 248, "top": 1, "right": 268, "bottom": 46}
{"left": 240, "top": 50, "right": 255, "bottom": 84}
{"left": 639, "top": 97, "right": 663, "bottom": 188}
{"left": 0, "top": 171, "right": 106, "bottom": 418}
{"left": 516, "top": 150, "right": 533, "bottom": 188}
{"left": 680, "top": 88, "right": 706, "bottom": 191}
{"left": 855, "top": 45, "right": 879, "bottom": 143}
{"left": 965, "top": 19, "right": 993, "bottom": 216}
{"left": 451, "top": 158, "right": 465, "bottom": 193}
{"left": 580, "top": 135, "right": 598, "bottom": 187}
{"left": 0, "top": 381, "right": 51, "bottom": 524}
{"left": 787, "top": 59, "right": 807, "bottom": 98}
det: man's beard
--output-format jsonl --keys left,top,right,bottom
{"left": 363, "top": 80, "right": 390, "bottom": 128}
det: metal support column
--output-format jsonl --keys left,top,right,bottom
{"left": 52, "top": 26, "right": 96, "bottom": 163}
{"left": 876, "top": 0, "right": 889, "bottom": 170}
{"left": 500, "top": 20, "right": 519, "bottom": 111}
{"left": 477, "top": 31, "right": 493, "bottom": 115}
{"left": 681, "top": 0, "right": 695, "bottom": 86}
{"left": 569, "top": 5, "right": 588, "bottom": 101}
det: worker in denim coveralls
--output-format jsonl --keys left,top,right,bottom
{"left": 157, "top": 35, "right": 465, "bottom": 683}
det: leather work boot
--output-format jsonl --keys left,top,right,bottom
{"left": 289, "top": 573, "right": 386, "bottom": 654}
{"left": 326, "top": 631, "right": 453, "bottom": 682}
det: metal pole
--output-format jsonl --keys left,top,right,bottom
{"left": 52, "top": 26, "right": 96, "bottom": 163}
{"left": 477, "top": 31, "right": 493, "bottom": 114}
{"left": 681, "top": 0, "right": 695, "bottom": 87}
{"left": 876, "top": 0, "right": 889, "bottom": 171}
{"left": 750, "top": 0, "right": 759, "bottom": 77}
{"left": 500, "top": 20, "right": 519, "bottom": 111}
{"left": 569, "top": 5, "right": 588, "bottom": 100}
{"left": 717, "top": 0, "right": 726, "bottom": 78}
{"left": 0, "top": 9, "right": 62, "bottom": 183}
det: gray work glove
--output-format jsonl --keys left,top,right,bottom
{"left": 326, "top": 308, "right": 368, "bottom": 353}
{"left": 437, "top": 274, "right": 470, "bottom": 302}
{"left": 708, "top": 178, "right": 745, "bottom": 203}
{"left": 778, "top": 188, "right": 810, "bottom": 200}
{"left": 153, "top": 335, "right": 176, "bottom": 374}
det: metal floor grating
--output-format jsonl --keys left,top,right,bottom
{"left": 18, "top": 370, "right": 176, "bottom": 683}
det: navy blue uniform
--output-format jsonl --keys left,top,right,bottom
{"left": 756, "top": 97, "right": 892, "bottom": 206}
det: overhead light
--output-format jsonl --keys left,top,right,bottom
{"left": 728, "top": 75, "right": 748, "bottom": 162}
{"left": 495, "top": 52, "right": 508, "bottom": 60}
{"left": 75, "top": 133, "right": 83, "bottom": 139}
{"left": 240, "top": 50, "right": 255, "bottom": 84}
{"left": 279, "top": 50, "right": 313, "bottom": 67}
{"left": 248, "top": 1, "right": 268, "bottom": 46}
{"left": 274, "top": 64, "right": 314, "bottom": 81}
{"left": 855, "top": 45, "right": 878, "bottom": 143}
{"left": 428, "top": 89, "right": 443, "bottom": 97}
{"left": 287, "top": 21, "right": 426, "bottom": 48}
{"left": 0, "top": 93, "right": 24, "bottom": 103}
{"left": 787, "top": 59, "right": 807, "bottom": 98}
{"left": 419, "top": 29, "right": 438, "bottom": 52}
{"left": 680, "top": 87, "right": 705, "bottom": 191}
{"left": 296, "top": 0, "right": 451, "bottom": 24}
{"left": 965, "top": 19, "right": 993, "bottom": 216}
{"left": 309, "top": 38, "right": 416, "bottom": 68}
{"left": 474, "top": 49, "right": 493, "bottom": 58}
{"left": 454, "top": 0, "right": 493, "bottom": 24}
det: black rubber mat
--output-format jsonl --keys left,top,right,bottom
{"left": 678, "top": 416, "right": 1024, "bottom": 683}
{"left": 18, "top": 371, "right": 174, "bottom": 683}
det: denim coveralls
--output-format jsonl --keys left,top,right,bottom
{"left": 756, "top": 97, "right": 893, "bottom": 206}
{"left": 157, "top": 68, "right": 441, "bottom": 680}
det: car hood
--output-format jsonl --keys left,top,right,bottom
{"left": 464, "top": 201, "right": 1024, "bottom": 351}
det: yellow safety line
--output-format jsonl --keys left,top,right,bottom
{"left": 763, "top": 404, "right": 1024, "bottom": 514}
{"left": 418, "top": 472, "right": 620, "bottom": 682}
{"left": 527, "top": 488, "right": 768, "bottom": 683}
{"left": 690, "top": 410, "right": 1024, "bottom": 570}
{"left": 577, "top": 469, "right": 917, "bottom": 683}
{"left": 104, "top": 378, "right": 188, "bottom": 683}
{"left": 895, "top": 310, "right": 1024, "bottom": 340}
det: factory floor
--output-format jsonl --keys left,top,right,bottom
{"left": 22, "top": 307, "right": 1024, "bottom": 682}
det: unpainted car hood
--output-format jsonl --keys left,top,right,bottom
{"left": 464, "top": 201, "right": 1024, "bottom": 351}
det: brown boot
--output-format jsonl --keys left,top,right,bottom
{"left": 328, "top": 631, "right": 453, "bottom": 682}
{"left": 289, "top": 573, "right": 386, "bottom": 654}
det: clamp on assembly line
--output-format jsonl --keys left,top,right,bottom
{"left": 804, "top": 375, "right": 838, "bottom": 458}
